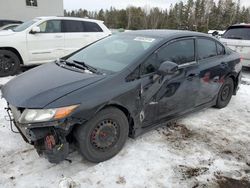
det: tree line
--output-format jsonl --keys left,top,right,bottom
{"left": 64, "top": 0, "right": 250, "bottom": 32}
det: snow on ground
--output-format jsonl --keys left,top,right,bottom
{"left": 0, "top": 74, "right": 250, "bottom": 188}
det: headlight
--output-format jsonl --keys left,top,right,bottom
{"left": 19, "top": 105, "right": 79, "bottom": 123}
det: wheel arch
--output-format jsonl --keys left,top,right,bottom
{"left": 97, "top": 103, "right": 135, "bottom": 137}
{"left": 0, "top": 47, "right": 23, "bottom": 65}
{"left": 225, "top": 72, "right": 238, "bottom": 95}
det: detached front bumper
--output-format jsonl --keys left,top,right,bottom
{"left": 6, "top": 105, "right": 81, "bottom": 163}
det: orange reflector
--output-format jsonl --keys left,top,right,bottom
{"left": 54, "top": 105, "right": 79, "bottom": 120}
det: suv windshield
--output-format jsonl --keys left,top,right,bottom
{"left": 222, "top": 26, "right": 250, "bottom": 40}
{"left": 68, "top": 35, "right": 160, "bottom": 72}
{"left": 13, "top": 19, "right": 39, "bottom": 32}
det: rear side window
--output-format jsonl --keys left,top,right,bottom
{"left": 197, "top": 38, "right": 217, "bottom": 60}
{"left": 223, "top": 26, "right": 250, "bottom": 40}
{"left": 62, "top": 20, "right": 85, "bottom": 32}
{"left": 84, "top": 21, "right": 103, "bottom": 32}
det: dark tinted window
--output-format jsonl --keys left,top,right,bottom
{"left": 84, "top": 21, "right": 103, "bottom": 32}
{"left": 26, "top": 0, "right": 38, "bottom": 6}
{"left": 197, "top": 39, "right": 217, "bottom": 60}
{"left": 141, "top": 39, "right": 195, "bottom": 75}
{"left": 217, "top": 43, "right": 225, "bottom": 55}
{"left": 62, "top": 20, "right": 85, "bottom": 32}
{"left": 158, "top": 39, "right": 195, "bottom": 64}
{"left": 223, "top": 26, "right": 250, "bottom": 40}
{"left": 38, "top": 20, "right": 61, "bottom": 33}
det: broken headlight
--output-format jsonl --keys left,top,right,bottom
{"left": 18, "top": 105, "right": 79, "bottom": 124}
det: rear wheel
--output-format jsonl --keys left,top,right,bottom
{"left": 0, "top": 50, "right": 20, "bottom": 77}
{"left": 74, "top": 107, "right": 129, "bottom": 163}
{"left": 215, "top": 77, "right": 234, "bottom": 109}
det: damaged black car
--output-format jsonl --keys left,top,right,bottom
{"left": 1, "top": 30, "right": 242, "bottom": 163}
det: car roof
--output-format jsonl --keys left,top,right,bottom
{"left": 36, "top": 16, "right": 104, "bottom": 23}
{"left": 226, "top": 23, "right": 250, "bottom": 29}
{"left": 121, "top": 29, "right": 211, "bottom": 39}
{"left": 232, "top": 23, "right": 250, "bottom": 26}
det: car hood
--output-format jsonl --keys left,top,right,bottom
{"left": 1, "top": 62, "right": 106, "bottom": 108}
{"left": 0, "top": 30, "right": 16, "bottom": 36}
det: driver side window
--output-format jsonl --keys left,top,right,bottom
{"left": 141, "top": 38, "right": 195, "bottom": 75}
{"left": 38, "top": 20, "right": 61, "bottom": 33}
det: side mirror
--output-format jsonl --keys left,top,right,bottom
{"left": 30, "top": 26, "right": 40, "bottom": 34}
{"left": 157, "top": 61, "right": 178, "bottom": 76}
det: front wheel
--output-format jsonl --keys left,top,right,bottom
{"left": 0, "top": 50, "right": 20, "bottom": 77}
{"left": 214, "top": 77, "right": 234, "bottom": 109}
{"left": 74, "top": 107, "right": 129, "bottom": 163}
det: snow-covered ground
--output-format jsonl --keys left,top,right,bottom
{"left": 0, "top": 73, "right": 250, "bottom": 188}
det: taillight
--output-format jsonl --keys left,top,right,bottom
{"left": 240, "top": 57, "right": 243, "bottom": 62}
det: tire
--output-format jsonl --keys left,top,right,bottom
{"left": 214, "top": 77, "right": 234, "bottom": 109}
{"left": 0, "top": 50, "right": 20, "bottom": 77}
{"left": 74, "top": 107, "right": 129, "bottom": 163}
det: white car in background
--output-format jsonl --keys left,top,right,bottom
{"left": 0, "top": 16, "right": 111, "bottom": 76}
{"left": 0, "top": 23, "right": 21, "bottom": 31}
{"left": 208, "top": 30, "right": 225, "bottom": 38}
{"left": 220, "top": 24, "right": 250, "bottom": 68}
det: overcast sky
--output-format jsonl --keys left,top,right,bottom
{"left": 64, "top": 0, "right": 250, "bottom": 11}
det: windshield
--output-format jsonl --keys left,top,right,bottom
{"left": 68, "top": 35, "right": 160, "bottom": 72}
{"left": 13, "top": 19, "right": 39, "bottom": 32}
{"left": 222, "top": 27, "right": 250, "bottom": 40}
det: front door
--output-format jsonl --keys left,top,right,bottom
{"left": 27, "top": 20, "right": 64, "bottom": 64}
{"left": 138, "top": 38, "right": 200, "bottom": 127}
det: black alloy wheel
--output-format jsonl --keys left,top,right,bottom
{"left": 0, "top": 50, "right": 20, "bottom": 77}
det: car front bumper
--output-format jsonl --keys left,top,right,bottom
{"left": 6, "top": 104, "right": 82, "bottom": 163}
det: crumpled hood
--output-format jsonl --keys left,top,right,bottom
{"left": 2, "top": 62, "right": 106, "bottom": 108}
{"left": 0, "top": 30, "right": 16, "bottom": 36}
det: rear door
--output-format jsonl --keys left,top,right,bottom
{"left": 196, "top": 37, "right": 227, "bottom": 106}
{"left": 62, "top": 20, "right": 106, "bottom": 56}
{"left": 27, "top": 19, "right": 64, "bottom": 63}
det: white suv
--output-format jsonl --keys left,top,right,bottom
{"left": 0, "top": 16, "right": 111, "bottom": 76}
{"left": 220, "top": 24, "right": 250, "bottom": 67}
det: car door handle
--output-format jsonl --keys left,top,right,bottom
{"left": 55, "top": 35, "right": 63, "bottom": 38}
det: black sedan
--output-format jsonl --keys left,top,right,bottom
{"left": 1, "top": 30, "right": 242, "bottom": 163}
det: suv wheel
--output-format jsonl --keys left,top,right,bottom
{"left": 215, "top": 77, "right": 234, "bottom": 109}
{"left": 0, "top": 50, "right": 20, "bottom": 77}
{"left": 74, "top": 107, "right": 129, "bottom": 163}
